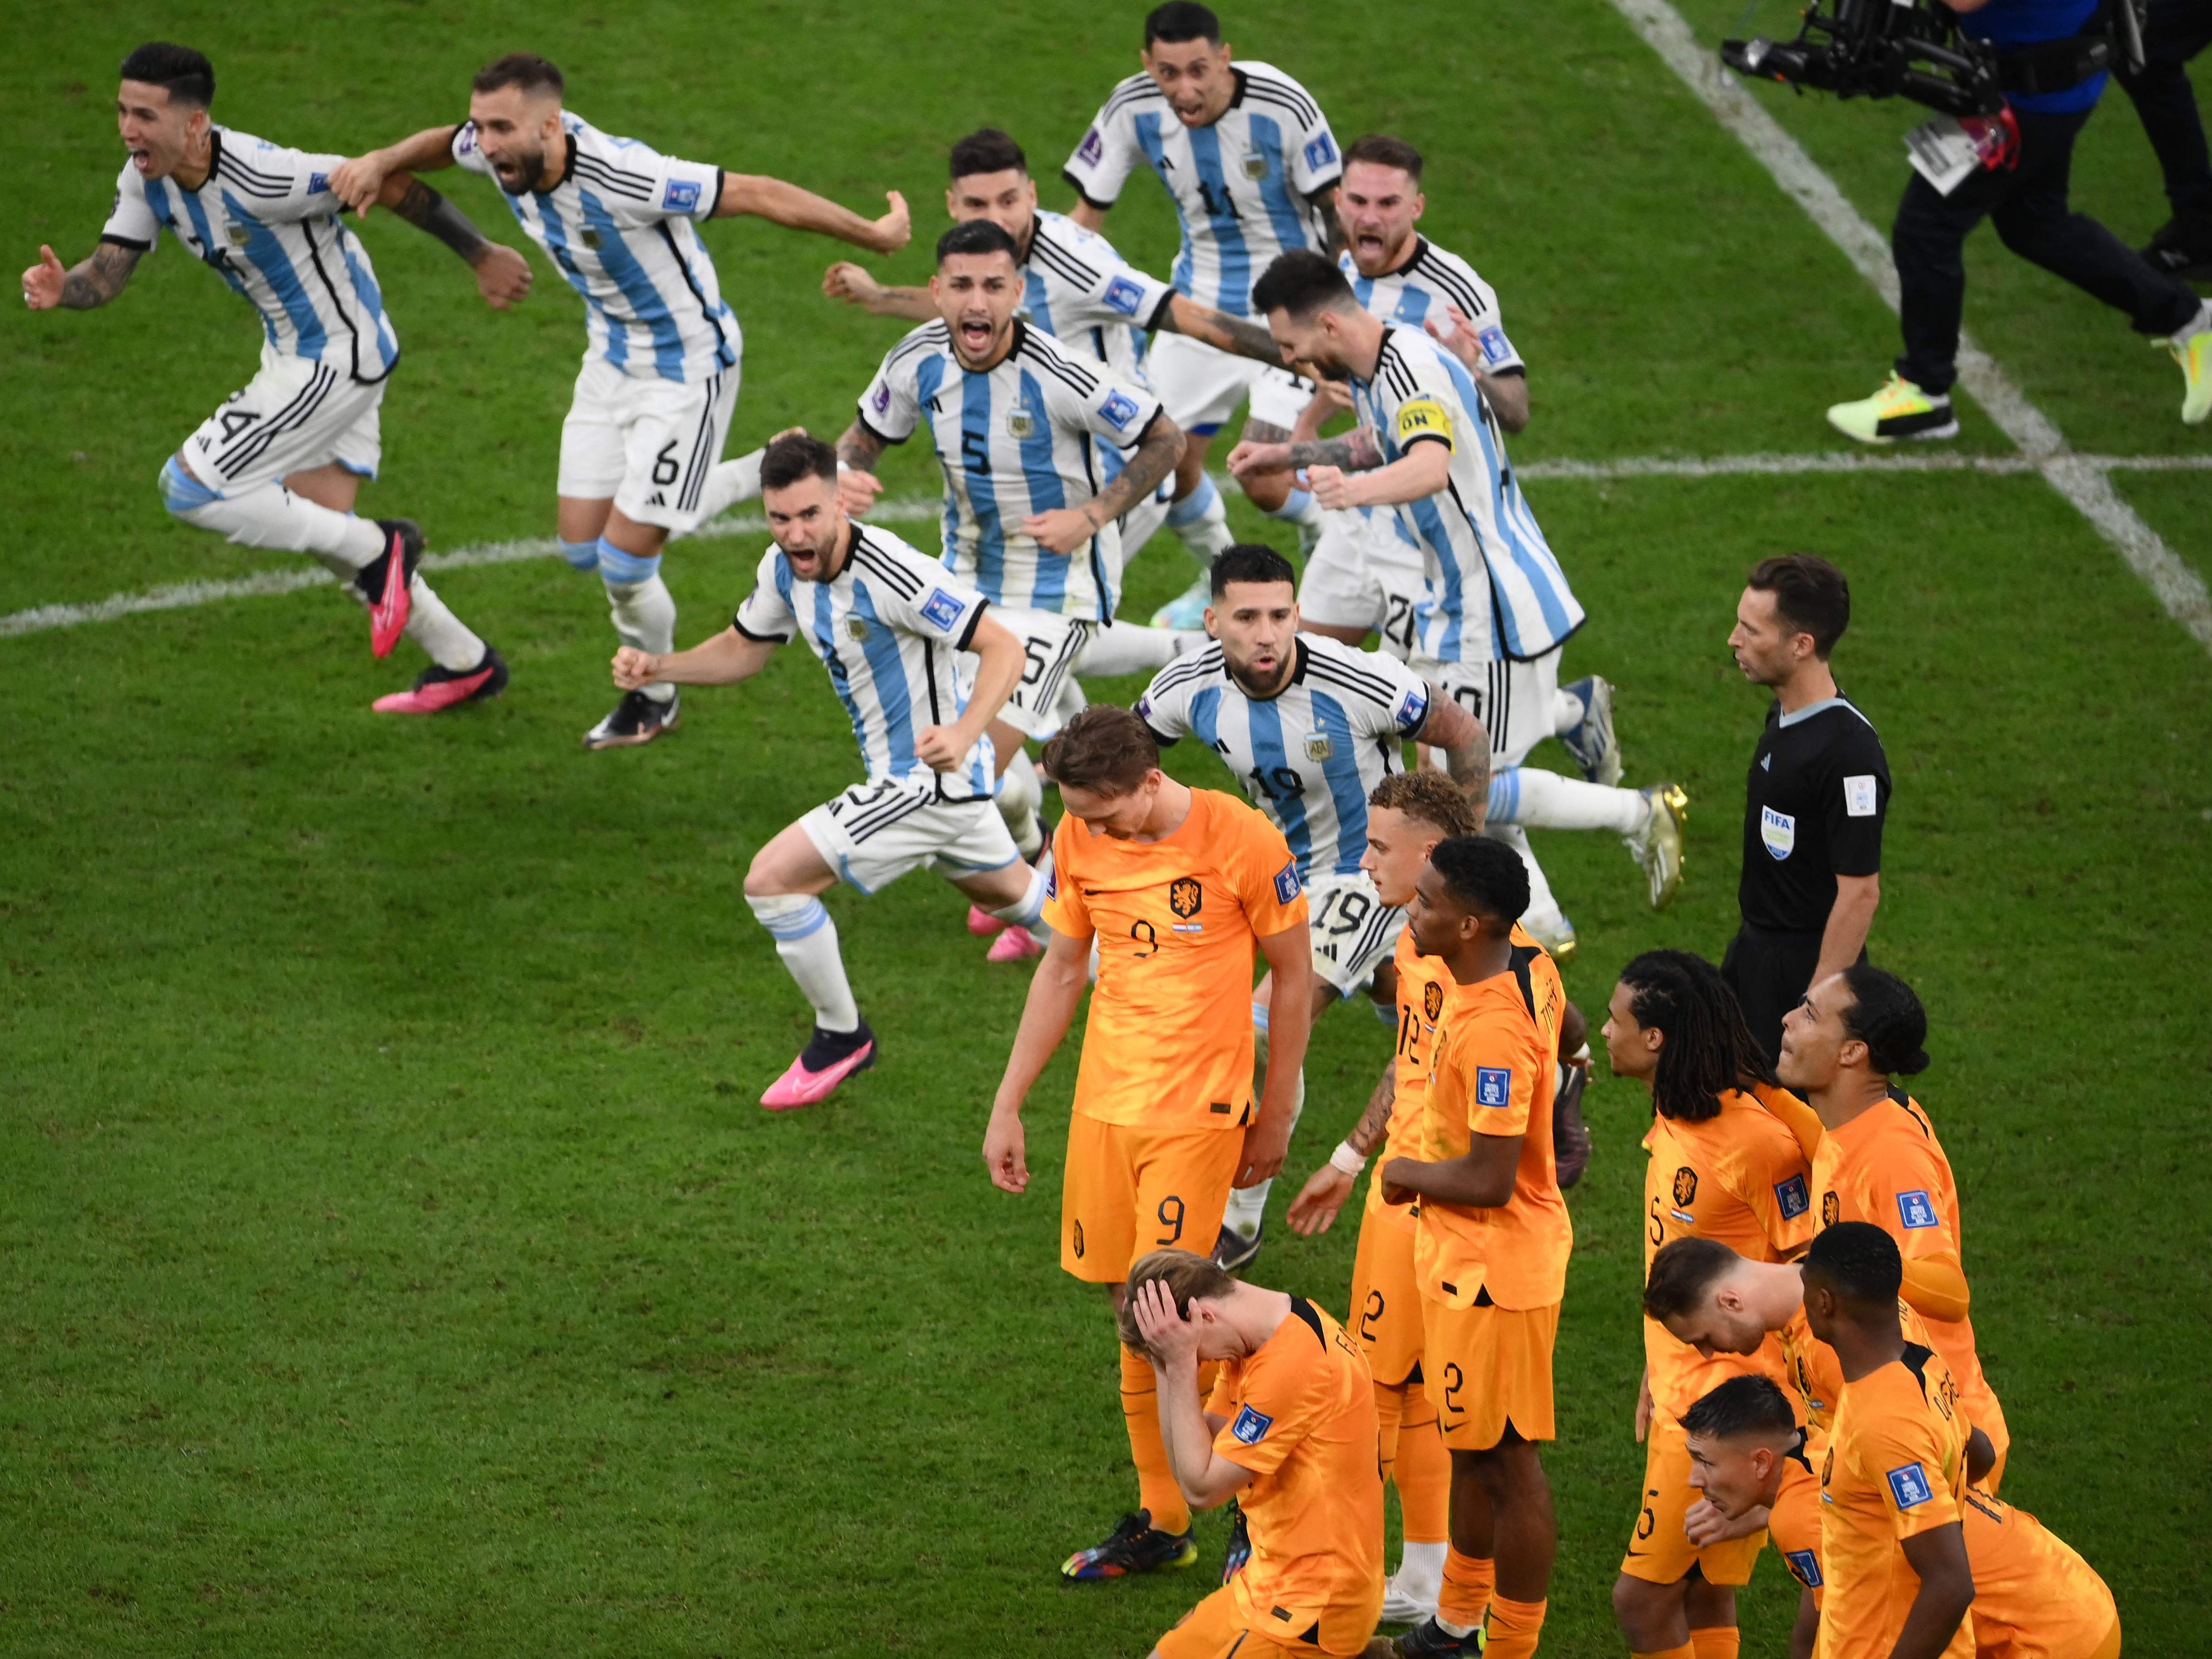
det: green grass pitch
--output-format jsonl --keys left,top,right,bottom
{"left": 4, "top": 1, "right": 2208, "bottom": 1653}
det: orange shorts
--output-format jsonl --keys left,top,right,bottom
{"left": 1967, "top": 1379, "right": 2011, "bottom": 1495}
{"left": 1619, "top": 1411, "right": 1767, "bottom": 1586}
{"left": 1154, "top": 1582, "right": 1379, "bottom": 1659}
{"left": 1767, "top": 1450, "right": 1826, "bottom": 1603}
{"left": 1348, "top": 1197, "right": 1423, "bottom": 1387}
{"left": 1420, "top": 1294, "right": 1559, "bottom": 1450}
{"left": 1062, "top": 1112, "right": 1244, "bottom": 1283}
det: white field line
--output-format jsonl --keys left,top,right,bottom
{"left": 3, "top": 455, "right": 2206, "bottom": 642}
{"left": 1608, "top": 0, "right": 2212, "bottom": 652}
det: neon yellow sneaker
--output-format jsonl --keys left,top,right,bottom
{"left": 2172, "top": 319, "right": 2212, "bottom": 425}
{"left": 1826, "top": 373, "right": 1959, "bottom": 444}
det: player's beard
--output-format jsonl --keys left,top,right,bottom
{"left": 494, "top": 144, "right": 548, "bottom": 195}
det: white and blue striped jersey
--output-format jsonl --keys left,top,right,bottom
{"left": 1136, "top": 635, "right": 1431, "bottom": 879}
{"left": 451, "top": 111, "right": 736, "bottom": 384}
{"left": 1020, "top": 210, "right": 1174, "bottom": 382}
{"left": 1344, "top": 236, "right": 1524, "bottom": 378}
{"left": 1354, "top": 327, "right": 1583, "bottom": 665}
{"left": 102, "top": 128, "right": 399, "bottom": 383}
{"left": 1065, "top": 63, "right": 1341, "bottom": 317}
{"left": 857, "top": 319, "right": 1164, "bottom": 622}
{"left": 734, "top": 525, "right": 995, "bottom": 801}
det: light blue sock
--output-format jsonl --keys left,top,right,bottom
{"left": 1487, "top": 767, "right": 1522, "bottom": 825}
{"left": 1266, "top": 487, "right": 1318, "bottom": 522}
{"left": 158, "top": 455, "right": 221, "bottom": 514}
{"left": 559, "top": 538, "right": 601, "bottom": 573}
{"left": 596, "top": 539, "right": 662, "bottom": 585}
{"left": 1165, "top": 472, "right": 1222, "bottom": 529}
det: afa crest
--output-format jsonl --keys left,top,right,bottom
{"left": 1169, "top": 877, "right": 1203, "bottom": 919}
{"left": 1672, "top": 1167, "right": 1698, "bottom": 1209}
{"left": 1423, "top": 980, "right": 1444, "bottom": 1021}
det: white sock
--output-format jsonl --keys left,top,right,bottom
{"left": 1486, "top": 822, "right": 1566, "bottom": 936}
{"left": 167, "top": 474, "right": 383, "bottom": 570}
{"left": 745, "top": 893, "right": 860, "bottom": 1033}
{"left": 602, "top": 568, "right": 678, "bottom": 705}
{"left": 1076, "top": 622, "right": 1181, "bottom": 677}
{"left": 1499, "top": 767, "right": 1645, "bottom": 834}
{"left": 401, "top": 575, "right": 486, "bottom": 670}
{"left": 2176, "top": 298, "right": 2212, "bottom": 345}
{"left": 985, "top": 860, "right": 1050, "bottom": 932}
{"left": 1395, "top": 1540, "right": 1447, "bottom": 1603}
{"left": 693, "top": 447, "right": 765, "bottom": 522}
{"left": 1165, "top": 473, "right": 1234, "bottom": 569}
{"left": 996, "top": 749, "right": 1044, "bottom": 859}
{"left": 1552, "top": 686, "right": 1585, "bottom": 734}
{"left": 1222, "top": 999, "right": 1305, "bottom": 1238}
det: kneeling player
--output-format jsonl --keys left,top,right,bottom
{"left": 1124, "top": 1248, "right": 1387, "bottom": 1659}
{"left": 610, "top": 433, "right": 1045, "bottom": 1107}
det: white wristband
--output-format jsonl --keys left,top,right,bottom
{"left": 1329, "top": 1141, "right": 1368, "bottom": 1176}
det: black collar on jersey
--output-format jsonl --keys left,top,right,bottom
{"left": 1377, "top": 235, "right": 1430, "bottom": 284}
{"left": 551, "top": 132, "right": 578, "bottom": 193}
{"left": 1901, "top": 1341, "right": 1937, "bottom": 1401}
{"left": 1286, "top": 1295, "right": 1326, "bottom": 1346}
{"left": 821, "top": 520, "right": 860, "bottom": 584}
{"left": 1224, "top": 68, "right": 1250, "bottom": 115}
{"left": 1785, "top": 1427, "right": 1815, "bottom": 1474}
{"left": 1508, "top": 942, "right": 1540, "bottom": 1019}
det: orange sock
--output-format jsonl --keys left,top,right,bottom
{"left": 1395, "top": 1388, "right": 1450, "bottom": 1543}
{"left": 1119, "top": 1345, "right": 1190, "bottom": 1535}
{"left": 1375, "top": 1380, "right": 1408, "bottom": 1487}
{"left": 1437, "top": 1548, "right": 1494, "bottom": 1634}
{"left": 1485, "top": 1594, "right": 1547, "bottom": 1659}
{"left": 1689, "top": 1629, "right": 1739, "bottom": 1659}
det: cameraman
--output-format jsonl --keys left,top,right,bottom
{"left": 1827, "top": 0, "right": 2212, "bottom": 442}
{"left": 2117, "top": 0, "right": 2212, "bottom": 278}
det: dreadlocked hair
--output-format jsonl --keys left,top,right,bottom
{"left": 1618, "top": 949, "right": 1771, "bottom": 1123}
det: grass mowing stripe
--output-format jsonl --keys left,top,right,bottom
{"left": 1607, "top": 0, "right": 2212, "bottom": 654}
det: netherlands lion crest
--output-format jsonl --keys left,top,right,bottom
{"left": 1423, "top": 980, "right": 1444, "bottom": 1021}
{"left": 1672, "top": 1166, "right": 1699, "bottom": 1209}
{"left": 1169, "top": 877, "right": 1202, "bottom": 919}
{"left": 1822, "top": 1191, "right": 1840, "bottom": 1227}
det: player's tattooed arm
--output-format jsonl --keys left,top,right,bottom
{"left": 385, "top": 176, "right": 533, "bottom": 309}
{"left": 822, "top": 262, "right": 936, "bottom": 321}
{"left": 331, "top": 126, "right": 465, "bottom": 216}
{"left": 1284, "top": 1055, "right": 1394, "bottom": 1237}
{"left": 1159, "top": 295, "right": 1284, "bottom": 367}
{"left": 1416, "top": 694, "right": 1490, "bottom": 828}
{"left": 833, "top": 420, "right": 890, "bottom": 518}
{"left": 1025, "top": 410, "right": 1186, "bottom": 553}
{"left": 1347, "top": 1060, "right": 1397, "bottom": 1157}
{"left": 1287, "top": 427, "right": 1384, "bottom": 472}
{"left": 1309, "top": 185, "right": 1346, "bottom": 258}
{"left": 718, "top": 176, "right": 910, "bottom": 255}
{"left": 33, "top": 241, "right": 144, "bottom": 310}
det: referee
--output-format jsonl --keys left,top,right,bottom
{"left": 1722, "top": 555, "right": 1890, "bottom": 1063}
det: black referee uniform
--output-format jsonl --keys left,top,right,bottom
{"left": 1722, "top": 695, "right": 1892, "bottom": 1063}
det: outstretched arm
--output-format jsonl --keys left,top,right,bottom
{"left": 822, "top": 261, "right": 936, "bottom": 321}
{"left": 1223, "top": 421, "right": 1385, "bottom": 485}
{"left": 717, "top": 175, "right": 909, "bottom": 254}
{"left": 611, "top": 624, "right": 777, "bottom": 690}
{"left": 1285, "top": 1057, "right": 1397, "bottom": 1238}
{"left": 1414, "top": 694, "right": 1490, "bottom": 826}
{"left": 1159, "top": 294, "right": 1286, "bottom": 367}
{"left": 1023, "top": 410, "right": 1185, "bottom": 554}
{"left": 380, "top": 174, "right": 532, "bottom": 310}
{"left": 330, "top": 126, "right": 465, "bottom": 215}
{"left": 22, "top": 241, "right": 142, "bottom": 311}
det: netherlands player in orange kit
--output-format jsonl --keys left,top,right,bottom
{"left": 1601, "top": 950, "right": 1817, "bottom": 1659}
{"left": 1122, "top": 1248, "right": 1388, "bottom": 1659}
{"left": 1779, "top": 967, "right": 2010, "bottom": 1491}
{"left": 1803, "top": 1222, "right": 1976, "bottom": 1659}
{"left": 983, "top": 705, "right": 1314, "bottom": 1581}
{"left": 1379, "top": 835, "right": 1567, "bottom": 1659}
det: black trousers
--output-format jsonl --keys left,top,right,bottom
{"left": 2115, "top": 0, "right": 2212, "bottom": 226}
{"left": 1893, "top": 104, "right": 2204, "bottom": 394}
{"left": 1721, "top": 924, "right": 1864, "bottom": 1068}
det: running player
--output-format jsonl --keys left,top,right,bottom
{"left": 332, "top": 52, "right": 910, "bottom": 748}
{"left": 1801, "top": 1223, "right": 1976, "bottom": 1659}
{"left": 1601, "top": 951, "right": 1816, "bottom": 1659}
{"left": 1137, "top": 542, "right": 1489, "bottom": 1269}
{"left": 22, "top": 42, "right": 517, "bottom": 712}
{"left": 1779, "top": 966, "right": 2010, "bottom": 1491}
{"left": 1378, "top": 835, "right": 1566, "bottom": 1659}
{"left": 606, "top": 433, "right": 1043, "bottom": 1108}
{"left": 1064, "top": 3, "right": 1345, "bottom": 626}
{"left": 837, "top": 220, "right": 1186, "bottom": 890}
{"left": 982, "top": 705, "right": 1312, "bottom": 1581}
{"left": 1232, "top": 250, "right": 1687, "bottom": 956}
{"left": 1123, "top": 1248, "right": 1385, "bottom": 1659}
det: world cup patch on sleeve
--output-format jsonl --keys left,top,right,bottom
{"left": 456, "top": 124, "right": 479, "bottom": 156}
{"left": 1475, "top": 1067, "right": 1512, "bottom": 1108}
{"left": 1896, "top": 1189, "right": 1939, "bottom": 1230}
{"left": 1103, "top": 276, "right": 1145, "bottom": 316}
{"left": 1477, "top": 327, "right": 1512, "bottom": 365}
{"left": 920, "top": 588, "right": 965, "bottom": 632}
{"left": 1783, "top": 1548, "right": 1823, "bottom": 1588}
{"left": 1101, "top": 389, "right": 1142, "bottom": 429}
{"left": 1045, "top": 865, "right": 1058, "bottom": 898}
{"left": 1395, "top": 683, "right": 1430, "bottom": 734}
{"left": 1844, "top": 774, "right": 1879, "bottom": 818}
{"left": 1230, "top": 1404, "right": 1274, "bottom": 1445}
{"left": 308, "top": 172, "right": 329, "bottom": 195}
{"left": 871, "top": 382, "right": 893, "bottom": 415}
{"left": 1077, "top": 127, "right": 1105, "bottom": 167}
{"left": 663, "top": 178, "right": 702, "bottom": 213}
{"left": 1274, "top": 861, "right": 1302, "bottom": 905}
{"left": 1394, "top": 396, "right": 1453, "bottom": 449}
{"left": 1775, "top": 1173, "right": 1810, "bottom": 1220}
{"left": 1303, "top": 133, "right": 1338, "bottom": 172}
{"left": 1886, "top": 1462, "right": 1934, "bottom": 1509}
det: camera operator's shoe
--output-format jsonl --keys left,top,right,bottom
{"left": 1826, "top": 374, "right": 1957, "bottom": 444}
{"left": 2141, "top": 218, "right": 2212, "bottom": 284}
{"left": 2172, "top": 307, "right": 2212, "bottom": 426}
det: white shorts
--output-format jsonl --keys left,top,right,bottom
{"left": 799, "top": 779, "right": 1022, "bottom": 897}
{"left": 1417, "top": 646, "right": 1563, "bottom": 769}
{"left": 1144, "top": 330, "right": 1313, "bottom": 435}
{"left": 1299, "top": 507, "right": 1428, "bottom": 658}
{"left": 983, "top": 608, "right": 1093, "bottom": 741}
{"left": 1306, "top": 871, "right": 1406, "bottom": 997}
{"left": 183, "top": 347, "right": 384, "bottom": 494}
{"left": 558, "top": 356, "right": 741, "bottom": 533}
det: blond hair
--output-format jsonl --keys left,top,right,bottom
{"left": 1115, "top": 1248, "right": 1237, "bottom": 1362}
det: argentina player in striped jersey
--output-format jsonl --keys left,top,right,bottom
{"left": 836, "top": 221, "right": 1186, "bottom": 895}
{"left": 824, "top": 129, "right": 1291, "bottom": 588}
{"left": 1065, "top": 4, "right": 1346, "bottom": 628}
{"left": 609, "top": 435, "right": 1044, "bottom": 1109}
{"left": 22, "top": 43, "right": 523, "bottom": 712}
{"left": 1234, "top": 252, "right": 1690, "bottom": 962}
{"left": 333, "top": 53, "right": 910, "bottom": 751}
{"left": 1136, "top": 544, "right": 1493, "bottom": 1269}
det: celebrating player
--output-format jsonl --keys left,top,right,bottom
{"left": 1136, "top": 542, "right": 1491, "bottom": 1269}
{"left": 1378, "top": 836, "right": 1567, "bottom": 1659}
{"left": 1065, "top": 2, "right": 1346, "bottom": 626}
{"left": 23, "top": 43, "right": 518, "bottom": 712}
{"left": 607, "top": 434, "right": 1044, "bottom": 1108}
{"left": 981, "top": 705, "right": 1311, "bottom": 1581}
{"left": 333, "top": 52, "right": 911, "bottom": 749}
{"left": 1122, "top": 1248, "right": 1386, "bottom": 1659}
{"left": 837, "top": 221, "right": 1186, "bottom": 891}
{"left": 1779, "top": 966, "right": 2010, "bottom": 1490}
{"left": 1599, "top": 951, "right": 1817, "bottom": 1659}
{"left": 1233, "top": 250, "right": 1687, "bottom": 957}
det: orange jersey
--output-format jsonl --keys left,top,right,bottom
{"left": 1959, "top": 1485, "right": 2117, "bottom": 1659}
{"left": 1364, "top": 929, "right": 1452, "bottom": 1232}
{"left": 1044, "top": 789, "right": 1306, "bottom": 1130}
{"left": 1817, "top": 1343, "right": 1975, "bottom": 1659}
{"left": 1641, "top": 1086, "right": 1817, "bottom": 1418}
{"left": 1412, "top": 936, "right": 1570, "bottom": 1311}
{"left": 1205, "top": 1297, "right": 1385, "bottom": 1639}
{"left": 1780, "top": 1296, "right": 1935, "bottom": 1440}
{"left": 1812, "top": 1091, "right": 1999, "bottom": 1435}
